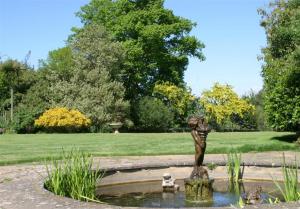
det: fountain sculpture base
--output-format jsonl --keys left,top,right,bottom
{"left": 184, "top": 166, "right": 213, "bottom": 202}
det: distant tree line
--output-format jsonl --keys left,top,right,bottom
{"left": 0, "top": 0, "right": 298, "bottom": 135}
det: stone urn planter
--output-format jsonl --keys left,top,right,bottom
{"left": 109, "top": 122, "right": 123, "bottom": 134}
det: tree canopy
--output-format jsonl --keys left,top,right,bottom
{"left": 0, "top": 59, "right": 36, "bottom": 110}
{"left": 259, "top": 0, "right": 300, "bottom": 131}
{"left": 76, "top": 0, "right": 205, "bottom": 101}
{"left": 39, "top": 47, "right": 74, "bottom": 80}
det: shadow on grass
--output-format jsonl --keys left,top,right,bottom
{"left": 271, "top": 134, "right": 298, "bottom": 143}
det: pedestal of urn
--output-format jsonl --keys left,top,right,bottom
{"left": 109, "top": 122, "right": 123, "bottom": 134}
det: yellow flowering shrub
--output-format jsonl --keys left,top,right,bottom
{"left": 34, "top": 107, "right": 91, "bottom": 132}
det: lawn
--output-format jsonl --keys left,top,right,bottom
{"left": 0, "top": 132, "right": 298, "bottom": 165}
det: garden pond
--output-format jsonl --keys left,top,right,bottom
{"left": 97, "top": 179, "right": 283, "bottom": 208}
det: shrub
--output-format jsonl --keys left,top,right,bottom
{"left": 12, "top": 106, "right": 44, "bottom": 134}
{"left": 136, "top": 97, "right": 174, "bottom": 132}
{"left": 35, "top": 107, "right": 91, "bottom": 133}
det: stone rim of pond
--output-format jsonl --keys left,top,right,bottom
{"left": 1, "top": 153, "right": 300, "bottom": 209}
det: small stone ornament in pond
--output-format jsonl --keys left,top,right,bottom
{"left": 162, "top": 173, "right": 179, "bottom": 192}
{"left": 184, "top": 116, "right": 213, "bottom": 202}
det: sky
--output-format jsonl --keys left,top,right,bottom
{"left": 0, "top": 0, "right": 269, "bottom": 96}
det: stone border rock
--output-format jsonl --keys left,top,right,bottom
{"left": 0, "top": 152, "right": 300, "bottom": 209}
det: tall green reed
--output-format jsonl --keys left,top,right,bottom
{"left": 273, "top": 153, "right": 299, "bottom": 202}
{"left": 44, "top": 148, "right": 103, "bottom": 201}
{"left": 227, "top": 151, "right": 244, "bottom": 183}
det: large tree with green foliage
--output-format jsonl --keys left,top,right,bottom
{"left": 50, "top": 24, "right": 129, "bottom": 130}
{"left": 259, "top": 0, "right": 300, "bottom": 132}
{"left": 76, "top": 0, "right": 205, "bottom": 101}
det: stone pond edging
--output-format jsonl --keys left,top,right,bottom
{"left": 1, "top": 152, "right": 300, "bottom": 209}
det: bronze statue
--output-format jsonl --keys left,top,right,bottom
{"left": 188, "top": 116, "right": 211, "bottom": 179}
{"left": 185, "top": 116, "right": 213, "bottom": 201}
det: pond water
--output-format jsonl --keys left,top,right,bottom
{"left": 97, "top": 179, "right": 281, "bottom": 208}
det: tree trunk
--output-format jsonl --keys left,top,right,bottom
{"left": 10, "top": 87, "right": 13, "bottom": 122}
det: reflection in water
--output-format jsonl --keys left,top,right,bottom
{"left": 100, "top": 191, "right": 271, "bottom": 208}
{"left": 228, "top": 181, "right": 245, "bottom": 195}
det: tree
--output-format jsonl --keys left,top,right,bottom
{"left": 199, "top": 83, "right": 255, "bottom": 130}
{"left": 12, "top": 70, "right": 51, "bottom": 133}
{"left": 50, "top": 24, "right": 129, "bottom": 130}
{"left": 12, "top": 24, "right": 130, "bottom": 133}
{"left": 153, "top": 81, "right": 196, "bottom": 125}
{"left": 242, "top": 90, "right": 269, "bottom": 130}
{"left": 259, "top": 0, "right": 300, "bottom": 132}
{"left": 0, "top": 60, "right": 22, "bottom": 121}
{"left": 76, "top": 0, "right": 205, "bottom": 102}
{"left": 0, "top": 59, "right": 36, "bottom": 123}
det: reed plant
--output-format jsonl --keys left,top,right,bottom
{"left": 207, "top": 162, "right": 218, "bottom": 171}
{"left": 273, "top": 154, "right": 299, "bottom": 202}
{"left": 227, "top": 151, "right": 244, "bottom": 183}
{"left": 44, "top": 148, "right": 102, "bottom": 202}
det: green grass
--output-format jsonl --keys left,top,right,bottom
{"left": 0, "top": 132, "right": 298, "bottom": 165}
